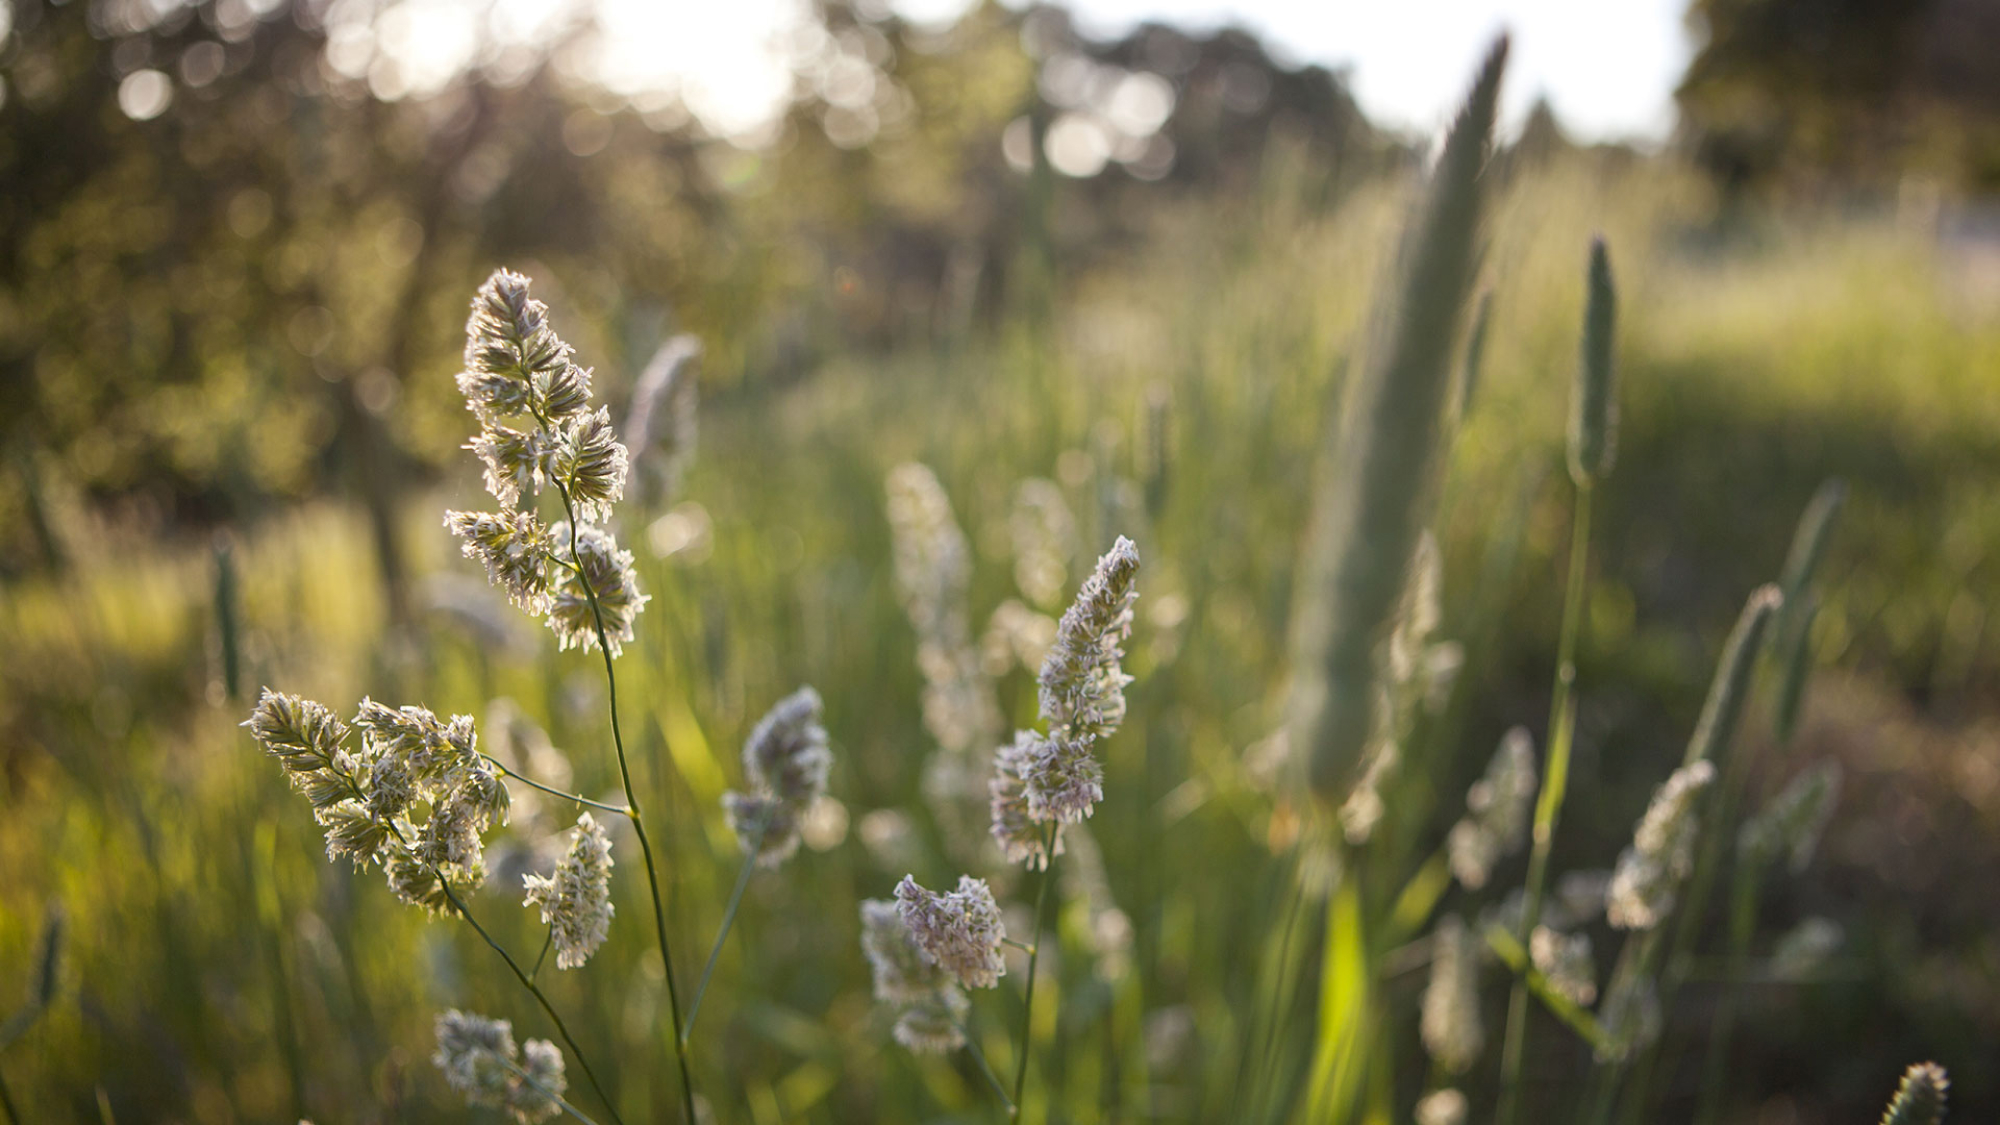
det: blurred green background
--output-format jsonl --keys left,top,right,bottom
{"left": 2, "top": 0, "right": 1999, "bottom": 1122}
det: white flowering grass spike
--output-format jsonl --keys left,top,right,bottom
{"left": 458, "top": 270, "right": 589, "bottom": 427}
{"left": 545, "top": 522, "right": 647, "bottom": 656}
{"left": 860, "top": 899, "right": 971, "bottom": 1055}
{"left": 989, "top": 732, "right": 1064, "bottom": 868}
{"left": 1416, "top": 1089, "right": 1469, "bottom": 1125}
{"left": 246, "top": 691, "right": 507, "bottom": 900}
{"left": 1420, "top": 914, "right": 1483, "bottom": 1073}
{"left": 522, "top": 812, "right": 615, "bottom": 970}
{"left": 1529, "top": 925, "right": 1596, "bottom": 1006}
{"left": 1607, "top": 760, "right": 1715, "bottom": 930}
{"left": 895, "top": 875, "right": 1007, "bottom": 990}
{"left": 446, "top": 270, "right": 648, "bottom": 657}
{"left": 722, "top": 687, "right": 832, "bottom": 866}
{"left": 1447, "top": 726, "right": 1538, "bottom": 890}
{"left": 1740, "top": 760, "right": 1842, "bottom": 873}
{"left": 433, "top": 1009, "right": 568, "bottom": 1124}
{"left": 1038, "top": 536, "right": 1141, "bottom": 743}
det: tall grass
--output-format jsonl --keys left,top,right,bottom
{"left": 0, "top": 61, "right": 1994, "bottom": 1123}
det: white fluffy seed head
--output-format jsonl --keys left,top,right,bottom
{"left": 1607, "top": 761, "right": 1714, "bottom": 930}
{"left": 1448, "top": 727, "right": 1538, "bottom": 890}
{"left": 432, "top": 1008, "right": 567, "bottom": 1123}
{"left": 723, "top": 687, "right": 831, "bottom": 867}
{"left": 1037, "top": 536, "right": 1140, "bottom": 743}
{"left": 545, "top": 522, "right": 648, "bottom": 656}
{"left": 1421, "top": 915, "right": 1483, "bottom": 1073}
{"left": 1530, "top": 925, "right": 1597, "bottom": 1006}
{"left": 895, "top": 875, "right": 1007, "bottom": 990}
{"left": 522, "top": 812, "right": 615, "bottom": 970}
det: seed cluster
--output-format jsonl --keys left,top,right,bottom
{"left": 445, "top": 270, "right": 646, "bottom": 656}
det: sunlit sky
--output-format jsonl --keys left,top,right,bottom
{"left": 362, "top": 0, "right": 1694, "bottom": 143}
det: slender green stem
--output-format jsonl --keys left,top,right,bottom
{"left": 1484, "top": 926, "right": 1612, "bottom": 1056}
{"left": 481, "top": 754, "right": 631, "bottom": 816}
{"left": 320, "top": 759, "right": 624, "bottom": 1125}
{"left": 531, "top": 927, "right": 554, "bottom": 983}
{"left": 503, "top": 1054, "right": 605, "bottom": 1125}
{"left": 553, "top": 481, "right": 700, "bottom": 1125}
{"left": 681, "top": 822, "right": 767, "bottom": 1047}
{"left": 956, "top": 1020, "right": 1018, "bottom": 1112}
{"left": 1010, "top": 823, "right": 1061, "bottom": 1118}
{"left": 435, "top": 875, "right": 626, "bottom": 1125}
{"left": 1497, "top": 480, "right": 1593, "bottom": 1125}
{"left": 1000, "top": 937, "right": 1036, "bottom": 954}
{"left": 0, "top": 1060, "right": 19, "bottom": 1125}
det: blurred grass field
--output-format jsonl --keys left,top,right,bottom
{"left": 2, "top": 154, "right": 1998, "bottom": 1123}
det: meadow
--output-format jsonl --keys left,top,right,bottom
{"left": 1, "top": 64, "right": 1997, "bottom": 1125}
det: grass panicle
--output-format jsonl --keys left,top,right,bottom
{"left": 1289, "top": 34, "right": 1508, "bottom": 800}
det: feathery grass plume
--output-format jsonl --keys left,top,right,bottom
{"left": 1288, "top": 35, "right": 1507, "bottom": 800}
{"left": 432, "top": 1010, "right": 567, "bottom": 1124}
{"left": 1455, "top": 289, "right": 1493, "bottom": 423}
{"left": 1607, "top": 760, "right": 1715, "bottom": 930}
{"left": 990, "top": 732, "right": 1063, "bottom": 869}
{"left": 446, "top": 270, "right": 647, "bottom": 658}
{"left": 622, "top": 334, "right": 700, "bottom": 506}
{"left": 1739, "top": 761, "right": 1842, "bottom": 873}
{"left": 1594, "top": 975, "right": 1661, "bottom": 1062}
{"left": 884, "top": 463, "right": 1004, "bottom": 850}
{"left": 1011, "top": 478, "right": 1078, "bottom": 610}
{"left": 722, "top": 686, "right": 832, "bottom": 866}
{"left": 1529, "top": 925, "right": 1596, "bottom": 1006}
{"left": 444, "top": 511, "right": 557, "bottom": 615}
{"left": 885, "top": 462, "right": 976, "bottom": 673}
{"left": 1771, "top": 916, "right": 1843, "bottom": 980}
{"left": 860, "top": 899, "right": 972, "bottom": 1054}
{"left": 1447, "top": 726, "right": 1539, "bottom": 890}
{"left": 247, "top": 691, "right": 508, "bottom": 906}
{"left": 1682, "top": 585, "right": 1784, "bottom": 768}
{"left": 544, "top": 522, "right": 647, "bottom": 656}
{"left": 860, "top": 899, "right": 955, "bottom": 1004}
{"left": 1567, "top": 237, "right": 1618, "bottom": 485}
{"left": 895, "top": 875, "right": 1007, "bottom": 990}
{"left": 458, "top": 271, "right": 588, "bottom": 426}
{"left": 995, "top": 536, "right": 1142, "bottom": 827}
{"left": 1878, "top": 1062, "right": 1949, "bottom": 1125}
{"left": 1416, "top": 1088, "right": 1469, "bottom": 1125}
{"left": 1388, "top": 532, "right": 1444, "bottom": 689}
{"left": 1421, "top": 914, "right": 1484, "bottom": 1074}
{"left": 980, "top": 599, "right": 1057, "bottom": 676}
{"left": 1038, "top": 536, "right": 1141, "bottom": 744}
{"left": 550, "top": 408, "right": 628, "bottom": 525}
{"left": 522, "top": 812, "right": 615, "bottom": 970}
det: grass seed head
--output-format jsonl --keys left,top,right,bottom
{"left": 522, "top": 812, "right": 615, "bottom": 970}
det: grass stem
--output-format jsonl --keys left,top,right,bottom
{"left": 1497, "top": 479, "right": 1593, "bottom": 1125}
{"left": 681, "top": 822, "right": 767, "bottom": 1047}
{"left": 554, "top": 481, "right": 700, "bottom": 1125}
{"left": 1010, "top": 822, "right": 1061, "bottom": 1117}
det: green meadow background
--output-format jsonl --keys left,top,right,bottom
{"left": 3, "top": 1, "right": 1999, "bottom": 1121}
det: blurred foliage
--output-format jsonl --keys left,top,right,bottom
{"left": 1679, "top": 0, "right": 2000, "bottom": 191}
{"left": 3, "top": 0, "right": 2000, "bottom": 1122}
